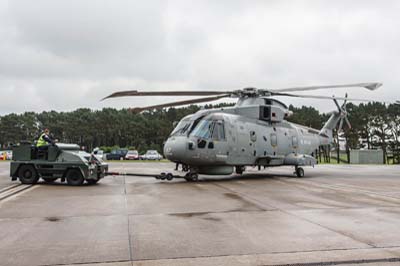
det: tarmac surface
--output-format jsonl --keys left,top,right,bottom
{"left": 0, "top": 161, "right": 400, "bottom": 266}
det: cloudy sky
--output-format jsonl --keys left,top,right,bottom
{"left": 0, "top": 0, "right": 399, "bottom": 115}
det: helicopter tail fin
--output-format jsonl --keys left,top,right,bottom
{"left": 319, "top": 111, "right": 340, "bottom": 143}
{"left": 319, "top": 95, "right": 351, "bottom": 144}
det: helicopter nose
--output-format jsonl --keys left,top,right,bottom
{"left": 163, "top": 137, "right": 189, "bottom": 162}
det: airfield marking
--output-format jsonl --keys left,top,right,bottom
{"left": 121, "top": 165, "right": 135, "bottom": 264}
{"left": 0, "top": 184, "right": 34, "bottom": 202}
{"left": 0, "top": 183, "right": 21, "bottom": 194}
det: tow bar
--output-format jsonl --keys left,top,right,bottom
{"left": 105, "top": 171, "right": 183, "bottom": 181}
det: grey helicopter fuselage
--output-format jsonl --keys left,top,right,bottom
{"left": 164, "top": 97, "right": 338, "bottom": 176}
{"left": 103, "top": 82, "right": 383, "bottom": 178}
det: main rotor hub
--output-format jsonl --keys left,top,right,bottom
{"left": 237, "top": 87, "right": 271, "bottom": 98}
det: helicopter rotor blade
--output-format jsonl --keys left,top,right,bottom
{"left": 102, "top": 90, "right": 231, "bottom": 101}
{"left": 271, "top": 92, "right": 388, "bottom": 103}
{"left": 342, "top": 93, "right": 348, "bottom": 108}
{"left": 128, "top": 94, "right": 230, "bottom": 113}
{"left": 102, "top": 82, "right": 384, "bottom": 101}
{"left": 333, "top": 98, "right": 341, "bottom": 111}
{"left": 345, "top": 117, "right": 352, "bottom": 129}
{"left": 271, "top": 82, "right": 382, "bottom": 93}
{"left": 338, "top": 119, "right": 344, "bottom": 133}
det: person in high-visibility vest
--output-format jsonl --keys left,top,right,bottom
{"left": 36, "top": 128, "right": 54, "bottom": 150}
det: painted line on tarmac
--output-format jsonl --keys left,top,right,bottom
{"left": 0, "top": 184, "right": 35, "bottom": 202}
{"left": 0, "top": 183, "right": 20, "bottom": 194}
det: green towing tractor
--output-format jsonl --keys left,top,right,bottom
{"left": 10, "top": 142, "right": 108, "bottom": 186}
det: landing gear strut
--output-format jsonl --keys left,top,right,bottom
{"left": 295, "top": 166, "right": 304, "bottom": 178}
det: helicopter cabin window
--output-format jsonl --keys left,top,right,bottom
{"left": 259, "top": 106, "right": 271, "bottom": 121}
{"left": 270, "top": 133, "right": 277, "bottom": 146}
{"left": 265, "top": 99, "right": 272, "bottom": 105}
{"left": 292, "top": 136, "right": 298, "bottom": 147}
{"left": 250, "top": 131, "right": 257, "bottom": 142}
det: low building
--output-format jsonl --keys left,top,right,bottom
{"left": 350, "top": 149, "right": 384, "bottom": 164}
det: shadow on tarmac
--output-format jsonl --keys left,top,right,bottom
{"left": 32, "top": 169, "right": 320, "bottom": 186}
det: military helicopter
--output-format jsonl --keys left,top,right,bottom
{"left": 103, "top": 82, "right": 384, "bottom": 181}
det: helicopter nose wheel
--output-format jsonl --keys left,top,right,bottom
{"left": 184, "top": 173, "right": 199, "bottom": 182}
{"left": 294, "top": 166, "right": 304, "bottom": 178}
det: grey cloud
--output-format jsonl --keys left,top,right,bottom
{"left": 0, "top": 0, "right": 399, "bottom": 114}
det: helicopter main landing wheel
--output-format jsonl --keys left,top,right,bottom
{"left": 184, "top": 173, "right": 198, "bottom": 182}
{"left": 295, "top": 166, "right": 304, "bottom": 178}
{"left": 235, "top": 166, "right": 245, "bottom": 175}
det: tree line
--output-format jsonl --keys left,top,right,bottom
{"left": 0, "top": 102, "right": 399, "bottom": 160}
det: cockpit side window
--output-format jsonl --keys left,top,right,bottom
{"left": 188, "top": 115, "right": 206, "bottom": 135}
{"left": 192, "top": 119, "right": 226, "bottom": 141}
{"left": 192, "top": 120, "right": 215, "bottom": 139}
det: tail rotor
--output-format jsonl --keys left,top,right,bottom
{"left": 335, "top": 93, "right": 352, "bottom": 133}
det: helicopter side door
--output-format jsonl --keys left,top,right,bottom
{"left": 272, "top": 125, "right": 295, "bottom": 156}
{"left": 230, "top": 121, "right": 257, "bottom": 165}
{"left": 209, "top": 120, "right": 229, "bottom": 164}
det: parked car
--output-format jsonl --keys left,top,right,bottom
{"left": 141, "top": 150, "right": 163, "bottom": 160}
{"left": 0, "top": 150, "right": 12, "bottom": 160}
{"left": 93, "top": 149, "right": 106, "bottom": 160}
{"left": 106, "top": 149, "right": 128, "bottom": 160}
{"left": 125, "top": 150, "right": 140, "bottom": 160}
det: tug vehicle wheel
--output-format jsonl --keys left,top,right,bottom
{"left": 66, "top": 169, "right": 84, "bottom": 186}
{"left": 295, "top": 167, "right": 304, "bottom": 178}
{"left": 18, "top": 165, "right": 39, "bottom": 184}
